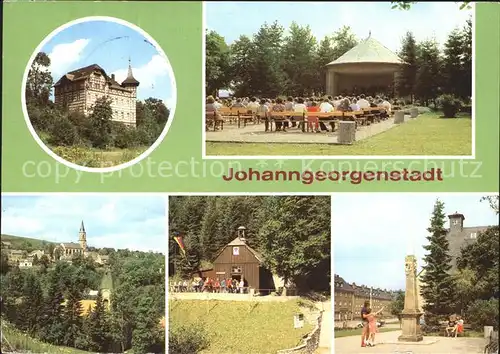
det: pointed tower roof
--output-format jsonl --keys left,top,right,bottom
{"left": 121, "top": 58, "right": 140, "bottom": 86}
{"left": 326, "top": 35, "right": 404, "bottom": 66}
{"left": 80, "top": 220, "right": 86, "bottom": 232}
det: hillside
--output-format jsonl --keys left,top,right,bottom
{"left": 169, "top": 299, "right": 315, "bottom": 354}
{"left": 1, "top": 322, "right": 90, "bottom": 354}
{"left": 1, "top": 234, "right": 55, "bottom": 251}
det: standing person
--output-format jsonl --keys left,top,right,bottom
{"left": 220, "top": 278, "right": 226, "bottom": 293}
{"left": 366, "top": 306, "right": 385, "bottom": 347}
{"left": 239, "top": 278, "right": 245, "bottom": 294}
{"left": 360, "top": 301, "right": 370, "bottom": 347}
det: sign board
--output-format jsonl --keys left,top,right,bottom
{"left": 216, "top": 272, "right": 226, "bottom": 275}
{"left": 294, "top": 313, "right": 304, "bottom": 328}
{"left": 233, "top": 247, "right": 240, "bottom": 256}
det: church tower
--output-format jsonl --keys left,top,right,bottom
{"left": 78, "top": 220, "right": 87, "bottom": 251}
{"left": 121, "top": 58, "right": 140, "bottom": 98}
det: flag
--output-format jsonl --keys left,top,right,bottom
{"left": 173, "top": 234, "right": 186, "bottom": 257}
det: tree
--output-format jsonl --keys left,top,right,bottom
{"left": 481, "top": 195, "right": 499, "bottom": 215}
{"left": 25, "top": 52, "right": 53, "bottom": 107}
{"left": 391, "top": 1, "right": 471, "bottom": 10}
{"left": 20, "top": 273, "right": 44, "bottom": 335}
{"left": 144, "top": 97, "right": 170, "bottom": 127}
{"left": 230, "top": 35, "right": 255, "bottom": 97}
{"left": 132, "top": 295, "right": 163, "bottom": 354}
{"left": 88, "top": 96, "right": 113, "bottom": 149}
{"left": 331, "top": 26, "right": 358, "bottom": 61}
{"left": 282, "top": 22, "right": 317, "bottom": 96}
{"left": 442, "top": 28, "right": 465, "bottom": 98}
{"left": 259, "top": 196, "right": 331, "bottom": 295}
{"left": 390, "top": 290, "right": 405, "bottom": 317}
{"left": 461, "top": 17, "right": 472, "bottom": 101}
{"left": 40, "top": 270, "right": 66, "bottom": 345}
{"left": 0, "top": 251, "right": 9, "bottom": 275}
{"left": 206, "top": 30, "right": 231, "bottom": 97}
{"left": 87, "top": 290, "right": 110, "bottom": 352}
{"left": 395, "top": 31, "right": 418, "bottom": 100}
{"left": 314, "top": 36, "right": 336, "bottom": 95}
{"left": 63, "top": 287, "right": 84, "bottom": 348}
{"left": 415, "top": 40, "right": 442, "bottom": 105}
{"left": 247, "top": 21, "right": 286, "bottom": 97}
{"left": 420, "top": 199, "right": 456, "bottom": 324}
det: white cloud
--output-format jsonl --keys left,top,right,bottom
{"left": 112, "top": 54, "right": 170, "bottom": 90}
{"left": 48, "top": 39, "right": 91, "bottom": 78}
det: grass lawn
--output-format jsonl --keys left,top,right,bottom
{"left": 49, "top": 145, "right": 148, "bottom": 167}
{"left": 1, "top": 322, "right": 90, "bottom": 354}
{"left": 1, "top": 233, "right": 55, "bottom": 248}
{"left": 169, "top": 299, "right": 314, "bottom": 354}
{"left": 334, "top": 327, "right": 401, "bottom": 338}
{"left": 206, "top": 112, "right": 472, "bottom": 156}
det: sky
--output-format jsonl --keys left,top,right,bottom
{"left": 1, "top": 195, "right": 167, "bottom": 253}
{"left": 39, "top": 20, "right": 175, "bottom": 108}
{"left": 333, "top": 194, "right": 498, "bottom": 291}
{"left": 206, "top": 2, "right": 472, "bottom": 52}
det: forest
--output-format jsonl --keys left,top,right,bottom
{"left": 26, "top": 52, "right": 170, "bottom": 151}
{"left": 168, "top": 196, "right": 331, "bottom": 293}
{"left": 0, "top": 248, "right": 165, "bottom": 353}
{"left": 206, "top": 17, "right": 472, "bottom": 105}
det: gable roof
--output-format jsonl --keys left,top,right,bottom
{"left": 327, "top": 36, "right": 404, "bottom": 66}
{"left": 60, "top": 242, "right": 82, "bottom": 249}
{"left": 214, "top": 237, "right": 264, "bottom": 263}
{"left": 53, "top": 64, "right": 131, "bottom": 92}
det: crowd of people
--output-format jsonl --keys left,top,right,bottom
{"left": 171, "top": 277, "right": 249, "bottom": 294}
{"left": 206, "top": 94, "right": 397, "bottom": 132}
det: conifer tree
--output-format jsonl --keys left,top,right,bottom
{"left": 63, "top": 287, "right": 83, "bottom": 347}
{"left": 442, "top": 28, "right": 465, "bottom": 97}
{"left": 396, "top": 31, "right": 418, "bottom": 101}
{"left": 420, "top": 199, "right": 456, "bottom": 324}
{"left": 87, "top": 290, "right": 109, "bottom": 352}
{"left": 40, "top": 271, "right": 65, "bottom": 345}
{"left": 20, "top": 272, "right": 43, "bottom": 336}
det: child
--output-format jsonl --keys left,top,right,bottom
{"left": 307, "top": 101, "right": 320, "bottom": 133}
{"left": 366, "top": 306, "right": 384, "bottom": 347}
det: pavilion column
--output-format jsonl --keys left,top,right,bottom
{"left": 332, "top": 72, "right": 338, "bottom": 97}
{"left": 326, "top": 69, "right": 333, "bottom": 96}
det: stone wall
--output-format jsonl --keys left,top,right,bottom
{"left": 276, "top": 311, "right": 323, "bottom": 354}
{"left": 169, "top": 292, "right": 300, "bottom": 302}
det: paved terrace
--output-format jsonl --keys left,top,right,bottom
{"left": 168, "top": 291, "right": 299, "bottom": 302}
{"left": 206, "top": 115, "right": 412, "bottom": 144}
{"left": 334, "top": 330, "right": 487, "bottom": 354}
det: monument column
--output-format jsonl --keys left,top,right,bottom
{"left": 398, "top": 255, "right": 423, "bottom": 342}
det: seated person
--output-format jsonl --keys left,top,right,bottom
{"left": 307, "top": 101, "right": 320, "bottom": 133}
{"left": 231, "top": 98, "right": 246, "bottom": 108}
{"left": 445, "top": 317, "right": 458, "bottom": 337}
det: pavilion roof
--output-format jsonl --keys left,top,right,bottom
{"left": 327, "top": 36, "right": 404, "bottom": 66}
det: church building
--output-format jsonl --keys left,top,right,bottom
{"left": 58, "top": 220, "right": 88, "bottom": 259}
{"left": 53, "top": 61, "right": 140, "bottom": 126}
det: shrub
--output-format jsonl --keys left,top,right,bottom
{"left": 466, "top": 299, "right": 499, "bottom": 331}
{"left": 51, "top": 146, "right": 102, "bottom": 168}
{"left": 437, "top": 94, "right": 463, "bottom": 118}
{"left": 169, "top": 322, "right": 209, "bottom": 354}
{"left": 48, "top": 116, "right": 78, "bottom": 146}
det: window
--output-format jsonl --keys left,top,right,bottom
{"left": 453, "top": 219, "right": 459, "bottom": 225}
{"left": 231, "top": 265, "right": 242, "bottom": 274}
{"left": 232, "top": 247, "right": 240, "bottom": 256}
{"left": 470, "top": 232, "right": 477, "bottom": 239}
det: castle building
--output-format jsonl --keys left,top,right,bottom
{"left": 53, "top": 61, "right": 140, "bottom": 126}
{"left": 417, "top": 212, "right": 491, "bottom": 311}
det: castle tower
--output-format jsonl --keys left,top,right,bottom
{"left": 121, "top": 58, "right": 140, "bottom": 97}
{"left": 78, "top": 220, "right": 87, "bottom": 251}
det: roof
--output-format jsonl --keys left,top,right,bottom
{"left": 335, "top": 274, "right": 395, "bottom": 300}
{"left": 121, "top": 61, "right": 140, "bottom": 86}
{"left": 80, "top": 221, "right": 86, "bottom": 233}
{"left": 327, "top": 36, "right": 404, "bottom": 66}
{"left": 333, "top": 274, "right": 354, "bottom": 292}
{"left": 54, "top": 64, "right": 134, "bottom": 92}
{"left": 61, "top": 242, "right": 82, "bottom": 249}
{"left": 214, "top": 237, "right": 264, "bottom": 263}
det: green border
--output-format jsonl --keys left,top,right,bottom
{"left": 2, "top": 2, "right": 499, "bottom": 192}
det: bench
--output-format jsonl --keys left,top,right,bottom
{"left": 218, "top": 107, "right": 255, "bottom": 127}
{"left": 268, "top": 112, "right": 307, "bottom": 132}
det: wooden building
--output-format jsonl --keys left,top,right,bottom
{"left": 212, "top": 226, "right": 275, "bottom": 294}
